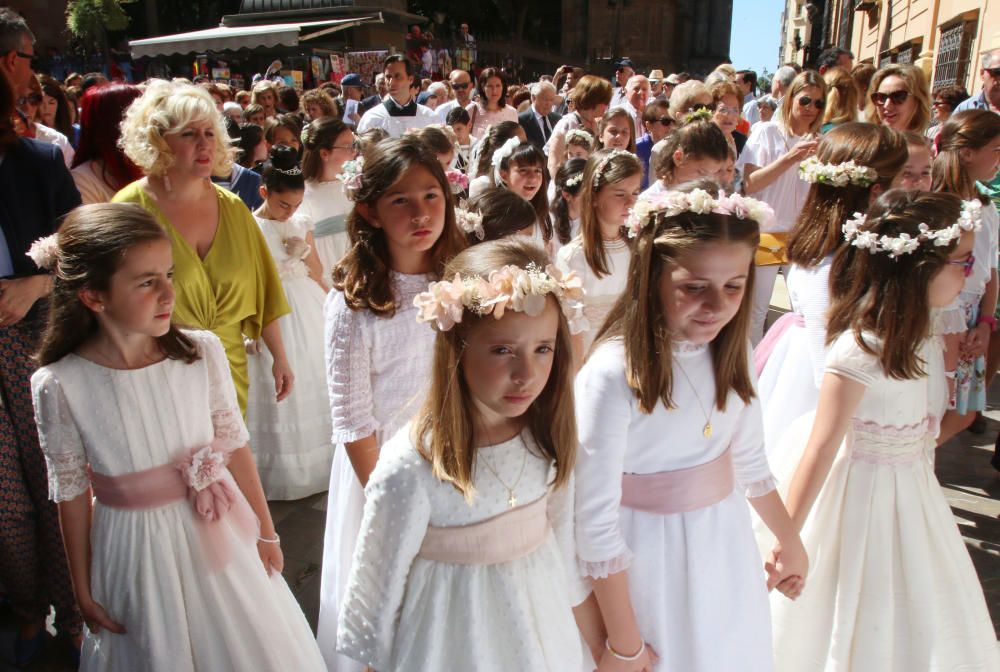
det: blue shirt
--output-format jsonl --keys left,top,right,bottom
{"left": 954, "top": 91, "right": 992, "bottom": 113}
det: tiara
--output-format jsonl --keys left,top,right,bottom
{"left": 491, "top": 137, "right": 522, "bottom": 184}
{"left": 445, "top": 169, "right": 469, "bottom": 195}
{"left": 274, "top": 165, "right": 302, "bottom": 177}
{"left": 26, "top": 234, "right": 59, "bottom": 271}
{"left": 455, "top": 205, "right": 484, "bottom": 240}
{"left": 799, "top": 157, "right": 878, "bottom": 188}
{"left": 592, "top": 149, "right": 635, "bottom": 189}
{"left": 336, "top": 157, "right": 365, "bottom": 200}
{"left": 565, "top": 173, "right": 584, "bottom": 188}
{"left": 626, "top": 188, "right": 775, "bottom": 238}
{"left": 414, "top": 262, "right": 586, "bottom": 334}
{"left": 842, "top": 199, "right": 983, "bottom": 258}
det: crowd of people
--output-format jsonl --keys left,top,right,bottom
{"left": 1, "top": 4, "right": 1000, "bottom": 670}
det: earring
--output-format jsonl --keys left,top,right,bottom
{"left": 163, "top": 174, "right": 172, "bottom": 193}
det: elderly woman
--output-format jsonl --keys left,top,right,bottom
{"left": 649, "top": 80, "right": 715, "bottom": 179}
{"left": 865, "top": 64, "right": 931, "bottom": 134}
{"left": 738, "top": 70, "right": 827, "bottom": 343}
{"left": 544, "top": 74, "right": 612, "bottom": 180}
{"left": 114, "top": 80, "right": 292, "bottom": 414}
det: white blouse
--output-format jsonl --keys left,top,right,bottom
{"left": 737, "top": 121, "right": 811, "bottom": 233}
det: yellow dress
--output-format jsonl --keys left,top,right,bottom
{"left": 113, "top": 182, "right": 290, "bottom": 413}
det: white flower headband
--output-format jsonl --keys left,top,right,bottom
{"left": 337, "top": 156, "right": 365, "bottom": 200}
{"left": 625, "top": 188, "right": 775, "bottom": 238}
{"left": 843, "top": 199, "right": 983, "bottom": 258}
{"left": 26, "top": 234, "right": 59, "bottom": 270}
{"left": 414, "top": 263, "right": 587, "bottom": 334}
{"left": 592, "top": 149, "right": 635, "bottom": 189}
{"left": 455, "top": 204, "right": 484, "bottom": 240}
{"left": 565, "top": 128, "right": 594, "bottom": 148}
{"left": 564, "top": 173, "right": 584, "bottom": 189}
{"left": 491, "top": 137, "right": 522, "bottom": 184}
{"left": 798, "top": 156, "right": 878, "bottom": 188}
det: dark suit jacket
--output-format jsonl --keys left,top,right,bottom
{"left": 518, "top": 108, "right": 562, "bottom": 150}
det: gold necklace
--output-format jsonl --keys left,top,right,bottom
{"left": 479, "top": 446, "right": 529, "bottom": 508}
{"left": 675, "top": 357, "right": 714, "bottom": 439}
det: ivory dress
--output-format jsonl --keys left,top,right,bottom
{"left": 575, "top": 339, "right": 778, "bottom": 671}
{"left": 768, "top": 332, "right": 1000, "bottom": 671}
{"left": 31, "top": 331, "right": 325, "bottom": 672}
{"left": 316, "top": 273, "right": 435, "bottom": 671}
{"left": 556, "top": 237, "right": 631, "bottom": 353}
{"left": 337, "top": 428, "right": 582, "bottom": 671}
{"left": 298, "top": 179, "right": 353, "bottom": 283}
{"left": 246, "top": 213, "right": 332, "bottom": 500}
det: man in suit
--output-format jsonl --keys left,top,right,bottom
{"left": 518, "top": 80, "right": 561, "bottom": 151}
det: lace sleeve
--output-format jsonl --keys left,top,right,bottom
{"left": 30, "top": 368, "right": 90, "bottom": 502}
{"left": 325, "top": 292, "right": 378, "bottom": 444}
{"left": 197, "top": 331, "right": 250, "bottom": 452}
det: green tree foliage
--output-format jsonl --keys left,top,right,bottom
{"left": 66, "top": 0, "right": 134, "bottom": 51}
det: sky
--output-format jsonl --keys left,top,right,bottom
{"left": 729, "top": 0, "right": 786, "bottom": 76}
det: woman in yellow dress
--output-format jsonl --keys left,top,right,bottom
{"left": 114, "top": 80, "right": 292, "bottom": 413}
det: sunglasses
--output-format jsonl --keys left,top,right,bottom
{"left": 17, "top": 94, "right": 41, "bottom": 106}
{"left": 690, "top": 102, "right": 716, "bottom": 112}
{"left": 452, "top": 82, "right": 470, "bottom": 90}
{"left": 947, "top": 253, "right": 975, "bottom": 277}
{"left": 871, "top": 90, "right": 909, "bottom": 106}
{"left": 985, "top": 67, "right": 1000, "bottom": 79}
{"left": 655, "top": 116, "right": 675, "bottom": 126}
{"left": 797, "top": 95, "right": 825, "bottom": 110}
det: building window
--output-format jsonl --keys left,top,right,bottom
{"left": 934, "top": 19, "right": 977, "bottom": 90}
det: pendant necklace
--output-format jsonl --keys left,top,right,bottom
{"left": 675, "top": 358, "right": 714, "bottom": 439}
{"left": 479, "top": 446, "right": 528, "bottom": 508}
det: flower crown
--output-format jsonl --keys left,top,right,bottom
{"left": 455, "top": 204, "right": 484, "bottom": 240}
{"left": 565, "top": 128, "right": 594, "bottom": 147}
{"left": 414, "top": 263, "right": 586, "bottom": 334}
{"left": 843, "top": 199, "right": 983, "bottom": 258}
{"left": 491, "top": 137, "right": 522, "bottom": 184}
{"left": 337, "top": 157, "right": 365, "bottom": 200}
{"left": 564, "top": 173, "right": 584, "bottom": 189}
{"left": 445, "top": 169, "right": 469, "bottom": 195}
{"left": 626, "top": 188, "right": 775, "bottom": 238}
{"left": 26, "top": 234, "right": 59, "bottom": 271}
{"left": 592, "top": 149, "right": 635, "bottom": 189}
{"left": 798, "top": 157, "right": 878, "bottom": 188}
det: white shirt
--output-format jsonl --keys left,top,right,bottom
{"left": 33, "top": 122, "right": 74, "bottom": 168}
{"left": 357, "top": 101, "right": 438, "bottom": 137}
{"left": 736, "top": 121, "right": 810, "bottom": 233}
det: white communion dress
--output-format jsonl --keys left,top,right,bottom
{"left": 556, "top": 236, "right": 632, "bottom": 353}
{"left": 247, "top": 212, "right": 333, "bottom": 500}
{"left": 767, "top": 332, "right": 1000, "bottom": 671}
{"left": 316, "top": 272, "right": 435, "bottom": 671}
{"left": 337, "top": 428, "right": 583, "bottom": 671}
{"left": 575, "top": 339, "right": 778, "bottom": 671}
{"left": 31, "top": 331, "right": 326, "bottom": 672}
{"left": 299, "top": 179, "right": 353, "bottom": 282}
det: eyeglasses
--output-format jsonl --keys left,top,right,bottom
{"left": 452, "top": 82, "right": 470, "bottom": 90}
{"left": 17, "top": 94, "right": 41, "bottom": 106}
{"left": 690, "top": 102, "right": 716, "bottom": 112}
{"left": 716, "top": 105, "right": 741, "bottom": 116}
{"left": 871, "top": 90, "right": 909, "bottom": 106}
{"left": 797, "top": 95, "right": 825, "bottom": 110}
{"left": 331, "top": 139, "right": 360, "bottom": 153}
{"left": 947, "top": 253, "right": 976, "bottom": 277}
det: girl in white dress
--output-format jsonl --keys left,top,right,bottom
{"left": 30, "top": 203, "right": 325, "bottom": 672}
{"left": 316, "top": 136, "right": 468, "bottom": 671}
{"left": 756, "top": 123, "right": 908, "bottom": 451}
{"left": 573, "top": 181, "right": 807, "bottom": 672}
{"left": 246, "top": 146, "right": 333, "bottom": 500}
{"left": 556, "top": 148, "right": 641, "bottom": 367}
{"left": 299, "top": 118, "right": 358, "bottom": 282}
{"left": 549, "top": 157, "right": 586, "bottom": 257}
{"left": 769, "top": 190, "right": 999, "bottom": 670}
{"left": 639, "top": 113, "right": 729, "bottom": 200}
{"left": 739, "top": 71, "right": 827, "bottom": 344}
{"left": 337, "top": 237, "right": 586, "bottom": 671}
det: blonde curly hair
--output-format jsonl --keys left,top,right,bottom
{"left": 119, "top": 79, "right": 234, "bottom": 178}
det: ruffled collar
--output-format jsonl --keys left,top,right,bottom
{"left": 672, "top": 340, "right": 708, "bottom": 357}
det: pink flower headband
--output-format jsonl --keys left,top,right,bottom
{"left": 446, "top": 169, "right": 469, "bottom": 195}
{"left": 626, "top": 188, "right": 775, "bottom": 238}
{"left": 414, "top": 263, "right": 587, "bottom": 334}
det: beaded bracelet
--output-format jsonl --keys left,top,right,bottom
{"left": 257, "top": 533, "right": 281, "bottom": 544}
{"left": 605, "top": 638, "right": 646, "bottom": 662}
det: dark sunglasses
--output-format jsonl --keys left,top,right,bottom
{"left": 797, "top": 95, "right": 825, "bottom": 110}
{"left": 452, "top": 82, "right": 470, "bottom": 90}
{"left": 690, "top": 102, "right": 716, "bottom": 112}
{"left": 947, "top": 253, "right": 976, "bottom": 278}
{"left": 985, "top": 67, "right": 1000, "bottom": 79}
{"left": 17, "top": 94, "right": 41, "bottom": 106}
{"left": 655, "top": 116, "right": 675, "bottom": 126}
{"left": 871, "top": 90, "right": 909, "bottom": 106}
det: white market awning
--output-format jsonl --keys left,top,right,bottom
{"left": 129, "top": 16, "right": 381, "bottom": 58}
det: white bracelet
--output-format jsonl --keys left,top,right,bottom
{"left": 257, "top": 533, "right": 280, "bottom": 544}
{"left": 605, "top": 638, "right": 645, "bottom": 662}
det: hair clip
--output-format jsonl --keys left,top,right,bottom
{"left": 26, "top": 234, "right": 59, "bottom": 271}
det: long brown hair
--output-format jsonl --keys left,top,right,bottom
{"left": 653, "top": 113, "right": 729, "bottom": 182}
{"left": 779, "top": 70, "right": 827, "bottom": 136}
{"left": 826, "top": 189, "right": 963, "bottom": 379}
{"left": 36, "top": 203, "right": 199, "bottom": 366}
{"left": 597, "top": 106, "right": 637, "bottom": 153}
{"left": 864, "top": 64, "right": 932, "bottom": 133}
{"left": 786, "top": 123, "right": 907, "bottom": 267}
{"left": 412, "top": 237, "right": 576, "bottom": 500}
{"left": 592, "top": 179, "right": 760, "bottom": 413}
{"left": 301, "top": 117, "right": 351, "bottom": 181}
{"left": 579, "top": 148, "right": 642, "bottom": 277}
{"left": 822, "top": 66, "right": 858, "bottom": 128}
{"left": 932, "top": 109, "right": 1000, "bottom": 204}
{"left": 332, "top": 136, "right": 467, "bottom": 316}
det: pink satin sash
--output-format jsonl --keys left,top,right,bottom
{"left": 417, "top": 494, "right": 549, "bottom": 565}
{"left": 753, "top": 311, "right": 805, "bottom": 377}
{"left": 88, "top": 439, "right": 259, "bottom": 572}
{"left": 620, "top": 449, "right": 734, "bottom": 515}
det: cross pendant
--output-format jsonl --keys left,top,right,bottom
{"left": 508, "top": 492, "right": 518, "bottom": 508}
